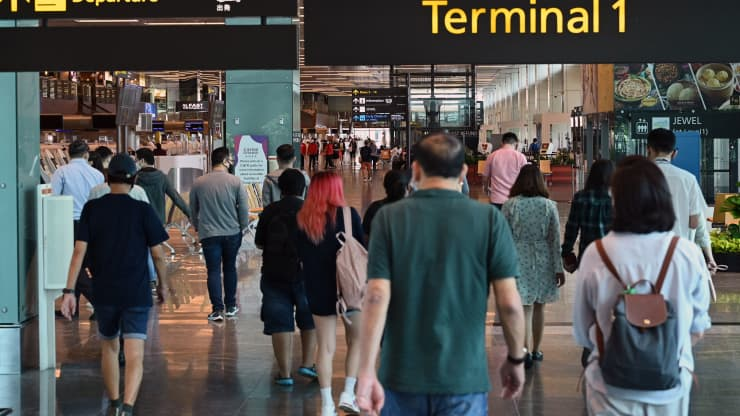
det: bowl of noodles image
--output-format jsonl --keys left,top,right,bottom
{"left": 615, "top": 76, "right": 653, "bottom": 103}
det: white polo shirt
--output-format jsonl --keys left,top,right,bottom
{"left": 655, "top": 159, "right": 706, "bottom": 240}
{"left": 573, "top": 232, "right": 711, "bottom": 404}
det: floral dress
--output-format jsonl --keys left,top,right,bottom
{"left": 502, "top": 196, "right": 563, "bottom": 305}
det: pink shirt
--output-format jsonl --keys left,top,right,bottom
{"left": 483, "top": 147, "right": 528, "bottom": 204}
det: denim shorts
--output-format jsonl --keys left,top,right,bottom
{"left": 260, "top": 279, "right": 315, "bottom": 335}
{"left": 382, "top": 389, "right": 488, "bottom": 416}
{"left": 95, "top": 306, "right": 151, "bottom": 341}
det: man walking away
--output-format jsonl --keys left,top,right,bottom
{"left": 255, "top": 169, "right": 318, "bottom": 385}
{"left": 483, "top": 132, "right": 528, "bottom": 209}
{"left": 529, "top": 138, "right": 541, "bottom": 157}
{"left": 61, "top": 154, "right": 171, "bottom": 416}
{"left": 262, "top": 144, "right": 311, "bottom": 207}
{"left": 134, "top": 148, "right": 191, "bottom": 225}
{"left": 190, "top": 147, "right": 250, "bottom": 321}
{"left": 308, "top": 139, "right": 320, "bottom": 171}
{"left": 357, "top": 133, "right": 527, "bottom": 416}
{"left": 647, "top": 128, "right": 717, "bottom": 272}
{"left": 52, "top": 139, "right": 105, "bottom": 317}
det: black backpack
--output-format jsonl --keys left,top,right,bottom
{"left": 262, "top": 208, "right": 302, "bottom": 283}
{"left": 594, "top": 237, "right": 681, "bottom": 391}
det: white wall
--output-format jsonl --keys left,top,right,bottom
{"left": 481, "top": 64, "right": 583, "bottom": 146}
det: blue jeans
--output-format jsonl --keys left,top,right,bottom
{"left": 201, "top": 233, "right": 242, "bottom": 312}
{"left": 382, "top": 390, "right": 488, "bottom": 416}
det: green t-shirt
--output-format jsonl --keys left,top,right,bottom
{"left": 368, "top": 189, "right": 520, "bottom": 395}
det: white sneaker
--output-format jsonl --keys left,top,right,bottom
{"left": 320, "top": 404, "right": 338, "bottom": 416}
{"left": 338, "top": 392, "right": 360, "bottom": 415}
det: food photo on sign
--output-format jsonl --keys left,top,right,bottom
{"left": 615, "top": 63, "right": 740, "bottom": 112}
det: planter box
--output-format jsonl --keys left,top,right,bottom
{"left": 713, "top": 252, "right": 740, "bottom": 272}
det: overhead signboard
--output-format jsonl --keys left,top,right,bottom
{"left": 305, "top": 0, "right": 740, "bottom": 65}
{"left": 0, "top": 0, "right": 296, "bottom": 19}
{"left": 177, "top": 101, "right": 210, "bottom": 112}
{"left": 352, "top": 88, "right": 408, "bottom": 123}
{"left": 1, "top": 25, "right": 297, "bottom": 71}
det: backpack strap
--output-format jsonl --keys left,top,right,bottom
{"left": 655, "top": 236, "right": 680, "bottom": 293}
{"left": 595, "top": 239, "right": 626, "bottom": 289}
{"left": 342, "top": 206, "right": 351, "bottom": 235}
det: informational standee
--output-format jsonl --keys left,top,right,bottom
{"left": 234, "top": 135, "right": 269, "bottom": 184}
{"left": 36, "top": 185, "right": 74, "bottom": 371}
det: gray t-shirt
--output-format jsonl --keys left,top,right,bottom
{"left": 262, "top": 168, "right": 311, "bottom": 207}
{"left": 190, "top": 171, "right": 250, "bottom": 240}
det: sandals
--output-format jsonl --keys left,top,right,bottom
{"left": 274, "top": 377, "right": 294, "bottom": 386}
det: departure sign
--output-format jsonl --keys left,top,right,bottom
{"left": 0, "top": 0, "right": 297, "bottom": 19}
{"left": 352, "top": 88, "right": 408, "bottom": 123}
{"left": 305, "top": 0, "right": 740, "bottom": 64}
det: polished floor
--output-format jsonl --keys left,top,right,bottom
{"left": 4, "top": 163, "right": 740, "bottom": 415}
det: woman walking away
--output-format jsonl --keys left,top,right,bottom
{"left": 502, "top": 165, "right": 564, "bottom": 369}
{"left": 296, "top": 172, "right": 365, "bottom": 416}
{"left": 562, "top": 160, "right": 615, "bottom": 272}
{"left": 573, "top": 156, "right": 711, "bottom": 416}
{"left": 362, "top": 170, "right": 409, "bottom": 241}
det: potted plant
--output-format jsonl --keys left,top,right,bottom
{"left": 714, "top": 195, "right": 740, "bottom": 271}
{"left": 465, "top": 150, "right": 486, "bottom": 185}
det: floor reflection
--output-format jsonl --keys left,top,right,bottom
{"left": 5, "top": 166, "right": 740, "bottom": 415}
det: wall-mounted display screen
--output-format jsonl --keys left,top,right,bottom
{"left": 92, "top": 114, "right": 117, "bottom": 130}
{"left": 40, "top": 114, "right": 64, "bottom": 131}
{"left": 152, "top": 120, "right": 165, "bottom": 132}
{"left": 185, "top": 120, "right": 205, "bottom": 132}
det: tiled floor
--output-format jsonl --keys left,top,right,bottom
{"left": 3, "top": 163, "right": 740, "bottom": 415}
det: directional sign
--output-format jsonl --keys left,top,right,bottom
{"left": 351, "top": 88, "right": 408, "bottom": 123}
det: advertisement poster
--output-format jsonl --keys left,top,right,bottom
{"left": 615, "top": 63, "right": 740, "bottom": 111}
{"left": 234, "top": 134, "right": 269, "bottom": 184}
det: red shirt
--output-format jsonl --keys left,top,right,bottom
{"left": 308, "top": 143, "right": 319, "bottom": 155}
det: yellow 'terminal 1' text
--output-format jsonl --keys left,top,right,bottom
{"left": 422, "top": 0, "right": 627, "bottom": 35}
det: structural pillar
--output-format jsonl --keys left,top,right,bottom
{"left": 225, "top": 17, "right": 300, "bottom": 159}
{"left": 0, "top": 19, "right": 40, "bottom": 380}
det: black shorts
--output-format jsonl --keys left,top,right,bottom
{"left": 260, "top": 279, "right": 315, "bottom": 335}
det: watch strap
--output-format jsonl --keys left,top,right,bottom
{"left": 507, "top": 354, "right": 526, "bottom": 365}
{"left": 62, "top": 288, "right": 74, "bottom": 295}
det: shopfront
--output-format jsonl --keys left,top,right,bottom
{"left": 0, "top": 0, "right": 299, "bottom": 374}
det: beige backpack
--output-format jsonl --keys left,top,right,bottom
{"left": 335, "top": 207, "right": 368, "bottom": 324}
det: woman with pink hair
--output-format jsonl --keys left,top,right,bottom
{"left": 297, "top": 172, "right": 365, "bottom": 416}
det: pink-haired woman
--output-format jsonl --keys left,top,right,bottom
{"left": 297, "top": 172, "right": 365, "bottom": 416}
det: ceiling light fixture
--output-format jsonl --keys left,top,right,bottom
{"left": 73, "top": 19, "right": 140, "bottom": 23}
{"left": 144, "top": 21, "right": 225, "bottom": 26}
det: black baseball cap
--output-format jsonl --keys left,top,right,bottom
{"left": 108, "top": 154, "right": 138, "bottom": 178}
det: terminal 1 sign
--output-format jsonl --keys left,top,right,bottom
{"left": 304, "top": 0, "right": 740, "bottom": 65}
{"left": 0, "top": 0, "right": 296, "bottom": 18}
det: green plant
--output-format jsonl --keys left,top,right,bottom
{"left": 721, "top": 195, "right": 740, "bottom": 219}
{"left": 711, "top": 229, "right": 740, "bottom": 254}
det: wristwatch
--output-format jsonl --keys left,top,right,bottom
{"left": 506, "top": 348, "right": 528, "bottom": 365}
{"left": 62, "top": 288, "right": 74, "bottom": 295}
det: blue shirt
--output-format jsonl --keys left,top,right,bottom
{"left": 51, "top": 158, "right": 105, "bottom": 220}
